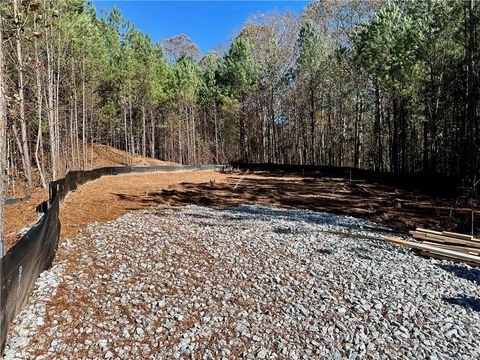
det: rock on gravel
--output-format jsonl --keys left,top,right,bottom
{"left": 3, "top": 205, "right": 480, "bottom": 359}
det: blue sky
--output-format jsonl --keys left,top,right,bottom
{"left": 92, "top": 1, "right": 309, "bottom": 53}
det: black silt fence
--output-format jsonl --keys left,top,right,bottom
{"left": 0, "top": 164, "right": 222, "bottom": 352}
{"left": 231, "top": 162, "right": 462, "bottom": 197}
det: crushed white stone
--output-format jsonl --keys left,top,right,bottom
{"left": 3, "top": 205, "right": 480, "bottom": 359}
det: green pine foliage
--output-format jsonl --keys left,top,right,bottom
{"left": 0, "top": 0, "right": 479, "bottom": 188}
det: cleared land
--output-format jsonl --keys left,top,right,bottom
{"left": 3, "top": 170, "right": 480, "bottom": 359}
{"left": 4, "top": 205, "right": 480, "bottom": 359}
{"left": 5, "top": 169, "right": 480, "bottom": 252}
{"left": 4, "top": 144, "right": 177, "bottom": 251}
{"left": 86, "top": 144, "right": 178, "bottom": 168}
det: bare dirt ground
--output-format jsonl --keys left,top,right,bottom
{"left": 5, "top": 144, "right": 177, "bottom": 199}
{"left": 87, "top": 144, "right": 178, "bottom": 168}
{"left": 5, "top": 169, "right": 479, "bottom": 253}
{"left": 59, "top": 170, "right": 231, "bottom": 241}
{"left": 4, "top": 188, "right": 49, "bottom": 250}
{"left": 4, "top": 144, "right": 177, "bottom": 251}
{"left": 58, "top": 170, "right": 477, "bottom": 243}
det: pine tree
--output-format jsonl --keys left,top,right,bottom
{"left": 220, "top": 36, "right": 257, "bottom": 161}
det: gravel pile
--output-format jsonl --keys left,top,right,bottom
{"left": 4, "top": 205, "right": 480, "bottom": 359}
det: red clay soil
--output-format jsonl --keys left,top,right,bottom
{"left": 55, "top": 171, "right": 480, "bottom": 240}
{"left": 5, "top": 144, "right": 177, "bottom": 200}
{"left": 96, "top": 171, "right": 478, "bottom": 234}
{"left": 59, "top": 170, "right": 231, "bottom": 241}
{"left": 5, "top": 170, "right": 480, "bottom": 253}
{"left": 4, "top": 144, "right": 178, "bottom": 251}
{"left": 4, "top": 188, "right": 49, "bottom": 250}
{"left": 86, "top": 144, "right": 178, "bottom": 168}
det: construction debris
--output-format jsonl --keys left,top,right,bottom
{"left": 385, "top": 228, "right": 480, "bottom": 267}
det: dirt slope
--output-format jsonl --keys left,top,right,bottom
{"left": 4, "top": 144, "right": 178, "bottom": 250}
{"left": 87, "top": 144, "right": 178, "bottom": 167}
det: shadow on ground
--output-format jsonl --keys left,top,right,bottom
{"left": 112, "top": 172, "right": 478, "bottom": 234}
{"left": 437, "top": 264, "right": 480, "bottom": 286}
{"left": 443, "top": 296, "right": 480, "bottom": 312}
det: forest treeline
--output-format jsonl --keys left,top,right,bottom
{"left": 0, "top": 0, "right": 479, "bottom": 194}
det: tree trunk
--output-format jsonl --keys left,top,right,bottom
{"left": 150, "top": 109, "right": 155, "bottom": 158}
{"left": 13, "top": 0, "right": 32, "bottom": 188}
{"left": 34, "top": 16, "right": 46, "bottom": 188}
{"left": 82, "top": 58, "right": 87, "bottom": 168}
{"left": 374, "top": 80, "right": 382, "bottom": 171}
{"left": 0, "top": 14, "right": 7, "bottom": 256}
{"left": 142, "top": 105, "right": 146, "bottom": 157}
{"left": 214, "top": 100, "right": 219, "bottom": 163}
{"left": 310, "top": 83, "right": 315, "bottom": 165}
{"left": 240, "top": 95, "right": 247, "bottom": 162}
{"left": 129, "top": 97, "right": 134, "bottom": 156}
{"left": 190, "top": 106, "right": 197, "bottom": 164}
{"left": 46, "top": 28, "right": 57, "bottom": 180}
{"left": 423, "top": 110, "right": 429, "bottom": 172}
{"left": 392, "top": 96, "right": 399, "bottom": 172}
{"left": 354, "top": 94, "right": 361, "bottom": 168}
{"left": 55, "top": 37, "right": 61, "bottom": 175}
{"left": 72, "top": 62, "right": 80, "bottom": 167}
{"left": 465, "top": 0, "right": 478, "bottom": 177}
{"left": 123, "top": 108, "right": 129, "bottom": 165}
{"left": 270, "top": 86, "right": 277, "bottom": 163}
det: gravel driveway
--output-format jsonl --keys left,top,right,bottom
{"left": 4, "top": 205, "right": 480, "bottom": 359}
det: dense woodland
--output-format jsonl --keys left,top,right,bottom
{"left": 0, "top": 0, "right": 479, "bottom": 196}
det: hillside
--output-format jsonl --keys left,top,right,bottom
{"left": 4, "top": 144, "right": 178, "bottom": 248}
{"left": 87, "top": 144, "right": 178, "bottom": 168}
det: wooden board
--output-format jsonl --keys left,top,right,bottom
{"left": 441, "top": 231, "right": 475, "bottom": 241}
{"left": 413, "top": 228, "right": 480, "bottom": 243}
{"left": 416, "top": 228, "right": 443, "bottom": 236}
{"left": 419, "top": 251, "right": 480, "bottom": 268}
{"left": 411, "top": 232, "right": 480, "bottom": 249}
{"left": 384, "top": 237, "right": 480, "bottom": 265}
{"left": 421, "top": 241, "right": 480, "bottom": 255}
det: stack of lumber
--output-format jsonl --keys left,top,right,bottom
{"left": 385, "top": 228, "right": 480, "bottom": 267}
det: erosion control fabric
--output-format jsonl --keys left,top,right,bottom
{"left": 0, "top": 165, "right": 221, "bottom": 352}
{"left": 231, "top": 163, "right": 461, "bottom": 197}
